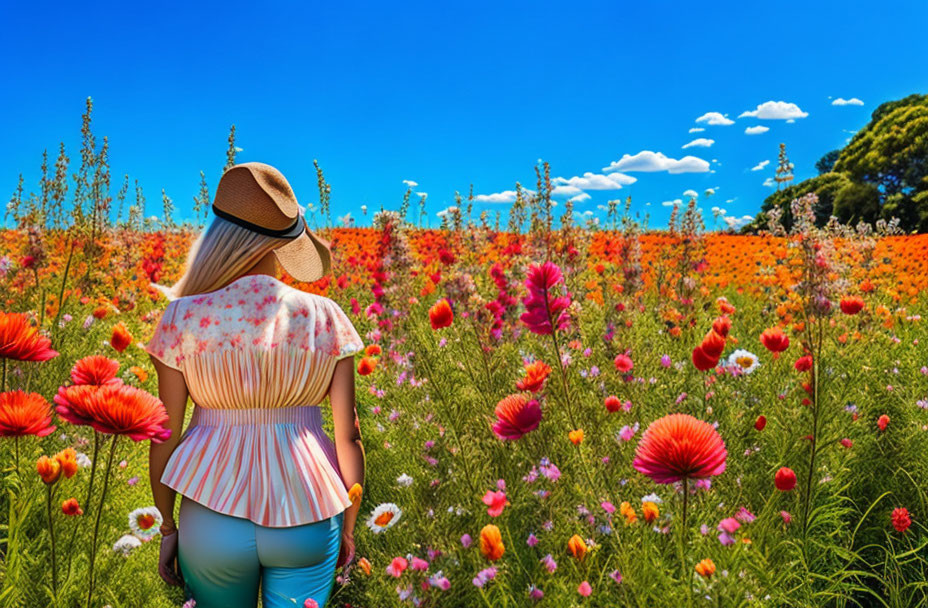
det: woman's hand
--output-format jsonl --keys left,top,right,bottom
{"left": 336, "top": 530, "right": 355, "bottom": 568}
{"left": 158, "top": 528, "right": 185, "bottom": 586}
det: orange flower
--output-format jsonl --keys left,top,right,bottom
{"left": 634, "top": 414, "right": 727, "bottom": 484}
{"left": 54, "top": 382, "right": 171, "bottom": 442}
{"left": 348, "top": 483, "right": 363, "bottom": 505}
{"left": 357, "top": 356, "right": 377, "bottom": 376}
{"left": 428, "top": 299, "right": 454, "bottom": 330}
{"left": 695, "top": 558, "right": 716, "bottom": 578}
{"left": 357, "top": 556, "right": 372, "bottom": 575}
{"left": 61, "top": 498, "right": 83, "bottom": 516}
{"left": 37, "top": 455, "right": 61, "bottom": 485}
{"left": 55, "top": 447, "right": 79, "bottom": 479}
{"left": 479, "top": 524, "right": 505, "bottom": 561}
{"left": 69, "top": 355, "right": 121, "bottom": 386}
{"left": 129, "top": 366, "right": 148, "bottom": 383}
{"left": 568, "top": 429, "right": 584, "bottom": 445}
{"left": 620, "top": 501, "right": 638, "bottom": 525}
{"left": 364, "top": 344, "right": 382, "bottom": 357}
{"left": 515, "top": 360, "right": 551, "bottom": 393}
{"left": 0, "top": 312, "right": 59, "bottom": 362}
{"left": 760, "top": 327, "right": 790, "bottom": 353}
{"left": 642, "top": 501, "right": 660, "bottom": 524}
{"left": 110, "top": 322, "right": 133, "bottom": 353}
{"left": 0, "top": 390, "right": 56, "bottom": 438}
{"left": 567, "top": 534, "right": 587, "bottom": 560}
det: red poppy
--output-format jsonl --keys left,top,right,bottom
{"left": 604, "top": 395, "right": 622, "bottom": 413}
{"left": 110, "top": 322, "right": 133, "bottom": 353}
{"left": 794, "top": 355, "right": 813, "bottom": 372}
{"left": 428, "top": 299, "right": 454, "bottom": 330}
{"left": 357, "top": 356, "right": 377, "bottom": 376}
{"left": 364, "top": 344, "right": 382, "bottom": 357}
{"left": 492, "top": 394, "right": 541, "bottom": 441}
{"left": 633, "top": 414, "right": 727, "bottom": 484}
{"left": 877, "top": 414, "right": 890, "bottom": 432}
{"left": 54, "top": 382, "right": 171, "bottom": 442}
{"left": 891, "top": 507, "right": 911, "bottom": 534}
{"left": 692, "top": 345, "right": 719, "bottom": 371}
{"left": 760, "top": 327, "right": 790, "bottom": 353}
{"left": 712, "top": 316, "right": 732, "bottom": 338}
{"left": 61, "top": 498, "right": 83, "bottom": 516}
{"left": 839, "top": 296, "right": 865, "bottom": 315}
{"left": 614, "top": 354, "right": 634, "bottom": 373}
{"left": 774, "top": 467, "right": 796, "bottom": 491}
{"left": 700, "top": 331, "right": 726, "bottom": 359}
{"left": 0, "top": 312, "right": 59, "bottom": 362}
{"left": 754, "top": 415, "right": 767, "bottom": 431}
{"left": 0, "top": 390, "right": 56, "bottom": 437}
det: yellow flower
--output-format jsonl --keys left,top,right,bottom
{"left": 642, "top": 501, "right": 660, "bottom": 524}
{"left": 348, "top": 483, "right": 363, "bottom": 505}
{"left": 695, "top": 558, "right": 716, "bottom": 578}
{"left": 620, "top": 501, "right": 638, "bottom": 525}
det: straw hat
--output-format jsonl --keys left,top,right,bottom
{"left": 212, "top": 162, "right": 331, "bottom": 283}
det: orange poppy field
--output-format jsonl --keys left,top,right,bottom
{"left": 1, "top": 198, "right": 928, "bottom": 607}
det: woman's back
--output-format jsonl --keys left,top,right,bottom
{"left": 145, "top": 272, "right": 364, "bottom": 527}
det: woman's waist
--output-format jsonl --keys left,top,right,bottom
{"left": 188, "top": 405, "right": 327, "bottom": 428}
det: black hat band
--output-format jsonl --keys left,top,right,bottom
{"left": 212, "top": 204, "right": 306, "bottom": 239}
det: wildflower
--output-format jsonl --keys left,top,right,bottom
{"left": 568, "top": 429, "right": 584, "bottom": 445}
{"left": 840, "top": 438, "right": 853, "bottom": 449}
{"left": 110, "top": 322, "right": 133, "bottom": 353}
{"left": 614, "top": 354, "right": 634, "bottom": 373}
{"left": 754, "top": 415, "right": 767, "bottom": 431}
{"left": 780, "top": 511, "right": 792, "bottom": 525}
{"left": 660, "top": 355, "right": 672, "bottom": 367}
{"left": 891, "top": 508, "right": 911, "bottom": 534}
{"left": 840, "top": 296, "right": 865, "bottom": 315}
{"left": 460, "top": 534, "right": 472, "bottom": 548}
{"left": 516, "top": 361, "right": 551, "bottom": 393}
{"left": 492, "top": 394, "right": 541, "bottom": 441}
{"left": 129, "top": 366, "right": 148, "bottom": 383}
{"left": 619, "top": 502, "right": 638, "bottom": 525}
{"left": 0, "top": 390, "right": 56, "bottom": 438}
{"left": 0, "top": 312, "right": 59, "bottom": 361}
{"left": 695, "top": 558, "right": 716, "bottom": 579}
{"left": 69, "top": 355, "right": 121, "bottom": 386}
{"left": 303, "top": 599, "right": 318, "bottom": 608}
{"left": 37, "top": 456, "right": 61, "bottom": 485}
{"left": 472, "top": 566, "right": 497, "bottom": 587}
{"left": 633, "top": 414, "right": 727, "bottom": 484}
{"left": 692, "top": 344, "right": 719, "bottom": 371}
{"left": 567, "top": 534, "right": 587, "bottom": 560}
{"left": 610, "top": 569, "right": 623, "bottom": 584}
{"left": 604, "top": 395, "right": 622, "bottom": 413}
{"left": 618, "top": 423, "right": 638, "bottom": 442}
{"left": 364, "top": 344, "right": 382, "bottom": 357}
{"left": 357, "top": 557, "right": 372, "bottom": 575}
{"left": 386, "top": 556, "right": 408, "bottom": 577}
{"left": 540, "top": 553, "right": 557, "bottom": 573}
{"left": 577, "top": 581, "right": 592, "bottom": 597}
{"left": 877, "top": 414, "right": 890, "bottom": 432}
{"left": 428, "top": 299, "right": 454, "bottom": 330}
{"left": 641, "top": 501, "right": 660, "bottom": 524}
{"left": 520, "top": 262, "right": 571, "bottom": 335}
{"left": 61, "top": 498, "right": 83, "bottom": 516}
{"left": 727, "top": 349, "right": 759, "bottom": 374}
{"left": 395, "top": 474, "right": 412, "bottom": 488}
{"left": 794, "top": 355, "right": 813, "bottom": 372}
{"left": 357, "top": 356, "right": 377, "bottom": 375}
{"left": 112, "top": 534, "right": 142, "bottom": 556}
{"left": 479, "top": 525, "right": 505, "bottom": 561}
{"left": 410, "top": 556, "right": 429, "bottom": 571}
{"left": 774, "top": 467, "right": 796, "bottom": 492}
{"left": 349, "top": 482, "right": 364, "bottom": 503}
{"left": 760, "top": 327, "right": 790, "bottom": 353}
{"left": 482, "top": 490, "right": 509, "bottom": 517}
{"left": 55, "top": 383, "right": 171, "bottom": 442}
{"left": 55, "top": 448, "right": 78, "bottom": 479}
{"left": 366, "top": 503, "right": 402, "bottom": 534}
{"left": 128, "top": 507, "right": 163, "bottom": 541}
{"left": 735, "top": 507, "right": 756, "bottom": 523}
{"left": 428, "top": 571, "right": 451, "bottom": 590}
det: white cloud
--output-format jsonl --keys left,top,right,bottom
{"left": 751, "top": 160, "right": 770, "bottom": 171}
{"left": 762, "top": 177, "right": 776, "bottom": 188}
{"left": 473, "top": 190, "right": 519, "bottom": 203}
{"left": 682, "top": 138, "right": 715, "bottom": 149}
{"left": 705, "top": 188, "right": 716, "bottom": 196}
{"left": 568, "top": 193, "right": 592, "bottom": 203}
{"left": 689, "top": 127, "right": 705, "bottom": 133}
{"left": 602, "top": 151, "right": 710, "bottom": 174}
{"left": 402, "top": 179, "right": 418, "bottom": 188}
{"left": 695, "top": 112, "right": 735, "bottom": 126}
{"left": 724, "top": 215, "right": 754, "bottom": 229}
{"left": 416, "top": 192, "right": 428, "bottom": 198}
{"left": 683, "top": 189, "right": 699, "bottom": 198}
{"left": 832, "top": 97, "right": 864, "bottom": 106}
{"left": 739, "top": 101, "right": 808, "bottom": 120}
{"left": 551, "top": 185, "right": 583, "bottom": 197}
{"left": 662, "top": 199, "right": 682, "bottom": 207}
{"left": 437, "top": 206, "right": 458, "bottom": 217}
{"left": 553, "top": 172, "right": 637, "bottom": 190}
{"left": 745, "top": 125, "right": 770, "bottom": 135}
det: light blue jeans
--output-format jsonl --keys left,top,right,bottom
{"left": 177, "top": 497, "right": 344, "bottom": 608}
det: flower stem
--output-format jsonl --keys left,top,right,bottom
{"left": 46, "top": 484, "right": 58, "bottom": 597}
{"left": 86, "top": 435, "right": 118, "bottom": 608}
{"left": 67, "top": 431, "right": 101, "bottom": 579}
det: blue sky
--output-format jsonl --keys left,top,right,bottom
{"left": 2, "top": 0, "right": 926, "bottom": 230}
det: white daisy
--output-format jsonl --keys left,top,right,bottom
{"left": 366, "top": 503, "right": 402, "bottom": 534}
{"left": 113, "top": 534, "right": 142, "bottom": 556}
{"left": 75, "top": 452, "right": 92, "bottom": 468}
{"left": 728, "top": 349, "right": 760, "bottom": 374}
{"left": 642, "top": 493, "right": 663, "bottom": 505}
{"left": 396, "top": 473, "right": 414, "bottom": 487}
{"left": 128, "top": 506, "right": 163, "bottom": 541}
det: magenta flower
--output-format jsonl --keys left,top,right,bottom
{"left": 492, "top": 394, "right": 542, "bottom": 441}
{"left": 520, "top": 262, "right": 571, "bottom": 335}
{"left": 482, "top": 490, "right": 510, "bottom": 517}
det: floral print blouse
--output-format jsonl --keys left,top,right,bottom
{"left": 145, "top": 273, "right": 364, "bottom": 527}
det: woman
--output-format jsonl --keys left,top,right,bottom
{"left": 144, "top": 162, "right": 366, "bottom": 608}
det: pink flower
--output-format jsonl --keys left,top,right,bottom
{"left": 386, "top": 557, "right": 408, "bottom": 577}
{"left": 578, "top": 581, "right": 592, "bottom": 597}
{"left": 410, "top": 557, "right": 429, "bottom": 571}
{"left": 718, "top": 517, "right": 740, "bottom": 534}
{"left": 304, "top": 599, "right": 319, "bottom": 608}
{"left": 520, "top": 262, "right": 571, "bottom": 335}
{"left": 633, "top": 414, "right": 727, "bottom": 484}
{"left": 461, "top": 534, "right": 472, "bottom": 548}
{"left": 614, "top": 354, "right": 634, "bottom": 373}
{"left": 482, "top": 490, "right": 509, "bottom": 517}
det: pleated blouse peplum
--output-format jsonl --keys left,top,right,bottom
{"left": 145, "top": 273, "right": 364, "bottom": 527}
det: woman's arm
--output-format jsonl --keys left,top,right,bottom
{"left": 148, "top": 355, "right": 189, "bottom": 534}
{"left": 329, "top": 356, "right": 365, "bottom": 538}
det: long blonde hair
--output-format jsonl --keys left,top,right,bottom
{"left": 152, "top": 217, "right": 292, "bottom": 300}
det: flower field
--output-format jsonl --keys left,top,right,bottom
{"left": 1, "top": 196, "right": 928, "bottom": 607}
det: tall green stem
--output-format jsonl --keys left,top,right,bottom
{"left": 46, "top": 484, "right": 58, "bottom": 598}
{"left": 67, "top": 432, "right": 101, "bottom": 578}
{"left": 86, "top": 435, "right": 118, "bottom": 608}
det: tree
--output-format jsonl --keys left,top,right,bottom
{"left": 753, "top": 173, "right": 854, "bottom": 231}
{"left": 815, "top": 149, "right": 840, "bottom": 175}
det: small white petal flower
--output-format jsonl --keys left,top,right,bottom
{"left": 113, "top": 534, "right": 142, "bottom": 556}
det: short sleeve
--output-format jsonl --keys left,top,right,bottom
{"left": 320, "top": 298, "right": 365, "bottom": 361}
{"left": 145, "top": 300, "right": 184, "bottom": 372}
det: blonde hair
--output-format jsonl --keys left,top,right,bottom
{"left": 152, "top": 217, "right": 292, "bottom": 300}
